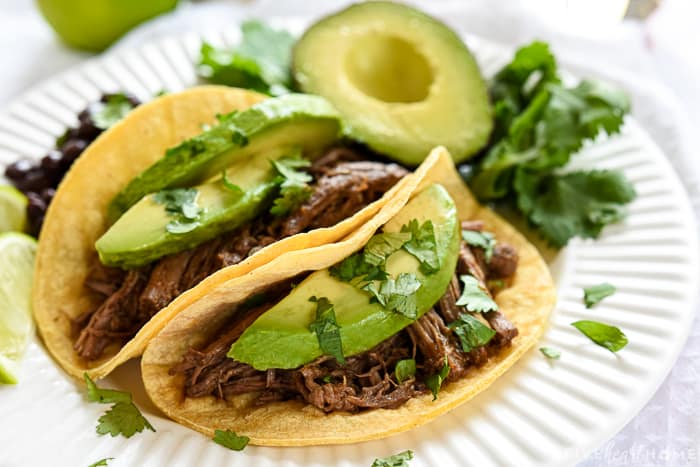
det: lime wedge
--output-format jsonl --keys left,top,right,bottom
{"left": 0, "top": 232, "right": 37, "bottom": 384}
{"left": 0, "top": 185, "right": 28, "bottom": 233}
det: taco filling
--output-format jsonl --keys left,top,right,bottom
{"left": 73, "top": 144, "right": 407, "bottom": 361}
{"left": 170, "top": 218, "right": 518, "bottom": 412}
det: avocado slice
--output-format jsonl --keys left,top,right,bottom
{"left": 229, "top": 183, "right": 460, "bottom": 370}
{"left": 96, "top": 153, "right": 279, "bottom": 269}
{"left": 293, "top": 2, "right": 492, "bottom": 166}
{"left": 108, "top": 94, "right": 341, "bottom": 220}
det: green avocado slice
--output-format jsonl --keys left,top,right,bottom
{"left": 229, "top": 183, "right": 460, "bottom": 370}
{"left": 293, "top": 1, "right": 492, "bottom": 166}
{"left": 108, "top": 94, "right": 341, "bottom": 220}
{"left": 95, "top": 152, "right": 283, "bottom": 269}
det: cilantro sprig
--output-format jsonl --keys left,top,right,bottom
{"left": 91, "top": 94, "right": 137, "bottom": 130}
{"left": 87, "top": 458, "right": 114, "bottom": 467}
{"left": 308, "top": 296, "right": 345, "bottom": 363}
{"left": 461, "top": 229, "right": 496, "bottom": 263}
{"left": 394, "top": 359, "right": 416, "bottom": 383}
{"left": 466, "top": 41, "right": 636, "bottom": 247}
{"left": 572, "top": 320, "right": 628, "bottom": 352}
{"left": 539, "top": 346, "right": 561, "bottom": 359}
{"left": 455, "top": 275, "right": 498, "bottom": 313}
{"left": 84, "top": 374, "right": 155, "bottom": 438}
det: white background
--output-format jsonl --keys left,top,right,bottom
{"left": 1, "top": 1, "right": 699, "bottom": 465}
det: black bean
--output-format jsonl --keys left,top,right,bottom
{"left": 26, "top": 192, "right": 46, "bottom": 215}
{"left": 60, "top": 138, "right": 88, "bottom": 162}
{"left": 76, "top": 108, "right": 101, "bottom": 139}
{"left": 26, "top": 211, "right": 45, "bottom": 238}
{"left": 15, "top": 169, "right": 50, "bottom": 193}
{"left": 4, "top": 159, "right": 34, "bottom": 181}
{"left": 40, "top": 150, "right": 64, "bottom": 181}
{"left": 40, "top": 188, "right": 56, "bottom": 203}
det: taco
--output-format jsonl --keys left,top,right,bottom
{"left": 33, "top": 85, "right": 433, "bottom": 379}
{"left": 141, "top": 148, "right": 555, "bottom": 445}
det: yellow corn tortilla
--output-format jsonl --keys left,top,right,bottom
{"left": 33, "top": 86, "right": 429, "bottom": 380}
{"left": 141, "top": 147, "right": 556, "bottom": 445}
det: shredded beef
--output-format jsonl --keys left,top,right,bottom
{"left": 74, "top": 147, "right": 406, "bottom": 360}
{"left": 173, "top": 236, "right": 520, "bottom": 413}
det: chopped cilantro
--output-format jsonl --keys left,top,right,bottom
{"left": 364, "top": 232, "right": 412, "bottom": 266}
{"left": 91, "top": 94, "right": 136, "bottom": 130}
{"left": 425, "top": 357, "right": 450, "bottom": 401}
{"left": 153, "top": 188, "right": 203, "bottom": 235}
{"left": 84, "top": 373, "right": 131, "bottom": 404}
{"left": 269, "top": 154, "right": 312, "bottom": 217}
{"left": 583, "top": 282, "right": 616, "bottom": 308}
{"left": 455, "top": 275, "right": 498, "bottom": 313}
{"left": 467, "top": 41, "right": 635, "bottom": 246}
{"left": 372, "top": 450, "right": 414, "bottom": 467}
{"left": 571, "top": 320, "right": 628, "bottom": 352}
{"left": 539, "top": 346, "right": 561, "bottom": 359}
{"left": 322, "top": 375, "right": 333, "bottom": 384}
{"left": 394, "top": 359, "right": 416, "bottom": 383}
{"left": 308, "top": 296, "right": 345, "bottom": 364}
{"left": 461, "top": 230, "right": 496, "bottom": 263}
{"left": 198, "top": 20, "right": 295, "bottom": 95}
{"left": 221, "top": 170, "right": 244, "bottom": 195}
{"left": 213, "top": 429, "right": 250, "bottom": 451}
{"left": 84, "top": 373, "right": 155, "bottom": 438}
{"left": 87, "top": 458, "right": 114, "bottom": 467}
{"left": 448, "top": 314, "right": 496, "bottom": 353}
{"left": 401, "top": 219, "right": 440, "bottom": 274}
{"left": 96, "top": 401, "right": 155, "bottom": 438}
{"left": 364, "top": 273, "right": 421, "bottom": 319}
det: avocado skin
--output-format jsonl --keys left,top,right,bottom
{"left": 229, "top": 184, "right": 460, "bottom": 370}
{"left": 108, "top": 94, "right": 341, "bottom": 221}
{"left": 96, "top": 179, "right": 278, "bottom": 269}
{"left": 293, "top": 1, "right": 493, "bottom": 166}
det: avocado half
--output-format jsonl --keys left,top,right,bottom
{"left": 293, "top": 1, "right": 493, "bottom": 166}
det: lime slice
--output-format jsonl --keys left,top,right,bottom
{"left": 0, "top": 232, "right": 37, "bottom": 384}
{"left": 0, "top": 185, "right": 28, "bottom": 233}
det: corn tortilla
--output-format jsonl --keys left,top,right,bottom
{"left": 33, "top": 86, "right": 428, "bottom": 379}
{"left": 141, "top": 148, "right": 556, "bottom": 445}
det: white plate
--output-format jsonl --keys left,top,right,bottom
{"left": 0, "top": 26, "right": 698, "bottom": 467}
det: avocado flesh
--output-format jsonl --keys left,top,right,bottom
{"left": 96, "top": 153, "right": 278, "bottom": 269}
{"left": 229, "top": 183, "right": 460, "bottom": 370}
{"left": 293, "top": 1, "right": 492, "bottom": 166}
{"left": 108, "top": 94, "right": 341, "bottom": 220}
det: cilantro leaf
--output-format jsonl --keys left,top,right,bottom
{"left": 365, "top": 273, "right": 421, "bottom": 319}
{"left": 84, "top": 373, "right": 131, "bottom": 404}
{"left": 372, "top": 450, "right": 414, "bottom": 467}
{"left": 153, "top": 187, "right": 203, "bottom": 235}
{"left": 461, "top": 230, "right": 496, "bottom": 262}
{"left": 514, "top": 169, "right": 636, "bottom": 247}
{"left": 198, "top": 21, "right": 295, "bottom": 95}
{"left": 401, "top": 219, "right": 440, "bottom": 274}
{"left": 571, "top": 320, "right": 628, "bottom": 352}
{"left": 221, "top": 170, "right": 244, "bottom": 195}
{"left": 308, "top": 296, "right": 345, "bottom": 364}
{"left": 96, "top": 401, "right": 155, "bottom": 438}
{"left": 213, "top": 429, "right": 250, "bottom": 451}
{"left": 269, "top": 154, "right": 312, "bottom": 217}
{"left": 364, "top": 232, "right": 412, "bottom": 266}
{"left": 583, "top": 283, "right": 616, "bottom": 308}
{"left": 394, "top": 359, "right": 416, "bottom": 383}
{"left": 448, "top": 314, "right": 496, "bottom": 353}
{"left": 91, "top": 94, "right": 136, "bottom": 130}
{"left": 455, "top": 275, "right": 498, "bottom": 313}
{"left": 87, "top": 458, "right": 114, "bottom": 467}
{"left": 425, "top": 357, "right": 450, "bottom": 401}
{"left": 539, "top": 346, "right": 561, "bottom": 359}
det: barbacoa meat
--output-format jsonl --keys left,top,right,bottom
{"left": 173, "top": 235, "right": 520, "bottom": 413}
{"left": 74, "top": 147, "right": 408, "bottom": 360}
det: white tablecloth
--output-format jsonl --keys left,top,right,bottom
{"left": 1, "top": 0, "right": 699, "bottom": 465}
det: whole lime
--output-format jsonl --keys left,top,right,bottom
{"left": 36, "top": 0, "right": 179, "bottom": 52}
